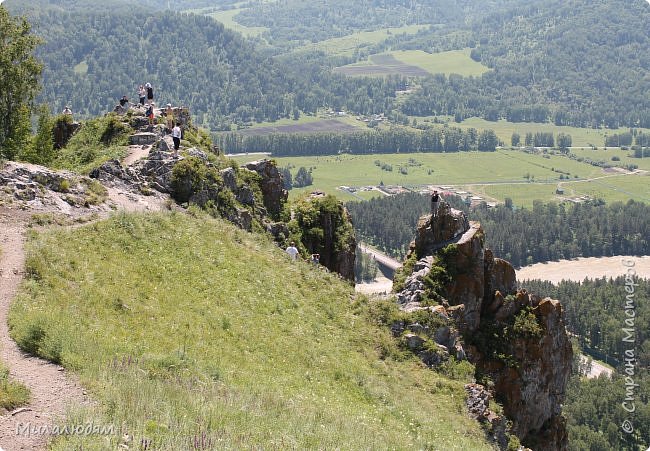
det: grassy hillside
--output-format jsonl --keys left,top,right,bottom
{"left": 9, "top": 211, "right": 490, "bottom": 449}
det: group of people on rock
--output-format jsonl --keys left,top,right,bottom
{"left": 116, "top": 83, "right": 183, "bottom": 154}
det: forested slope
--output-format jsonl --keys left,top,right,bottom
{"left": 5, "top": 1, "right": 402, "bottom": 130}
{"left": 398, "top": 0, "right": 650, "bottom": 128}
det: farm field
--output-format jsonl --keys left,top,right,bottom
{"left": 232, "top": 150, "right": 638, "bottom": 205}
{"left": 558, "top": 172, "right": 650, "bottom": 204}
{"left": 334, "top": 49, "right": 490, "bottom": 77}
{"left": 295, "top": 25, "right": 429, "bottom": 57}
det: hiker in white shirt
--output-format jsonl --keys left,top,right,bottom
{"left": 285, "top": 242, "right": 299, "bottom": 260}
{"left": 171, "top": 123, "right": 182, "bottom": 157}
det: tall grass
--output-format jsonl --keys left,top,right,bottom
{"left": 0, "top": 363, "right": 30, "bottom": 411}
{"left": 10, "top": 211, "right": 489, "bottom": 449}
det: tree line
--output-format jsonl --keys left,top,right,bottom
{"left": 216, "top": 126, "right": 499, "bottom": 156}
{"left": 347, "top": 193, "right": 650, "bottom": 266}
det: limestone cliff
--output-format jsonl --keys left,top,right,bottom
{"left": 396, "top": 202, "right": 572, "bottom": 450}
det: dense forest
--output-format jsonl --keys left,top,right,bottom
{"left": 216, "top": 126, "right": 499, "bottom": 155}
{"left": 522, "top": 277, "right": 650, "bottom": 450}
{"left": 235, "top": 0, "right": 532, "bottom": 46}
{"left": 235, "top": 0, "right": 650, "bottom": 129}
{"left": 565, "top": 370, "right": 650, "bottom": 451}
{"left": 4, "top": 1, "right": 403, "bottom": 130}
{"left": 235, "top": 0, "right": 467, "bottom": 44}
{"left": 393, "top": 0, "right": 650, "bottom": 128}
{"left": 347, "top": 193, "right": 650, "bottom": 265}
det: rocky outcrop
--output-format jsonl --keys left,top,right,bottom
{"left": 0, "top": 161, "right": 107, "bottom": 213}
{"left": 53, "top": 117, "right": 80, "bottom": 149}
{"left": 465, "top": 383, "right": 509, "bottom": 449}
{"left": 395, "top": 202, "right": 572, "bottom": 450}
{"left": 244, "top": 160, "right": 287, "bottom": 219}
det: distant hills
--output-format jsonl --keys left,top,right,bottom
{"left": 5, "top": 0, "right": 650, "bottom": 132}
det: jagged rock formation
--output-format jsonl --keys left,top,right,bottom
{"left": 395, "top": 202, "right": 572, "bottom": 450}
{"left": 465, "top": 383, "right": 509, "bottom": 448}
{"left": 320, "top": 199, "right": 356, "bottom": 281}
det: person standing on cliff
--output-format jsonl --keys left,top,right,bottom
{"left": 431, "top": 190, "right": 440, "bottom": 217}
{"left": 145, "top": 82, "right": 154, "bottom": 106}
{"left": 138, "top": 85, "right": 146, "bottom": 106}
{"left": 165, "top": 103, "right": 174, "bottom": 132}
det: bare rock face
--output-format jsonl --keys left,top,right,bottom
{"left": 0, "top": 161, "right": 107, "bottom": 214}
{"left": 244, "top": 160, "right": 288, "bottom": 219}
{"left": 396, "top": 202, "right": 572, "bottom": 450}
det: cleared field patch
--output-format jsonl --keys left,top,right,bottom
{"left": 73, "top": 60, "right": 88, "bottom": 75}
{"left": 560, "top": 172, "right": 650, "bottom": 204}
{"left": 334, "top": 49, "right": 490, "bottom": 77}
{"left": 205, "top": 8, "right": 268, "bottom": 37}
{"left": 481, "top": 183, "right": 569, "bottom": 208}
{"left": 295, "top": 25, "right": 429, "bottom": 57}
{"left": 390, "top": 49, "right": 490, "bottom": 77}
{"left": 237, "top": 119, "right": 360, "bottom": 136}
{"left": 335, "top": 54, "right": 429, "bottom": 77}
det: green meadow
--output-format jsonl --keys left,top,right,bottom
{"left": 568, "top": 147, "right": 650, "bottom": 171}
{"left": 205, "top": 8, "right": 268, "bottom": 37}
{"left": 390, "top": 49, "right": 491, "bottom": 77}
{"left": 295, "top": 25, "right": 430, "bottom": 57}
{"left": 234, "top": 150, "right": 648, "bottom": 207}
{"left": 10, "top": 211, "right": 490, "bottom": 450}
{"left": 336, "top": 49, "right": 490, "bottom": 77}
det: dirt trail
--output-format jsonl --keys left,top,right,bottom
{"left": 0, "top": 211, "right": 92, "bottom": 450}
{"left": 122, "top": 144, "right": 152, "bottom": 167}
{"left": 0, "top": 184, "right": 168, "bottom": 450}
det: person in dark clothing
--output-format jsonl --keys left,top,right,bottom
{"left": 146, "top": 103, "right": 155, "bottom": 126}
{"left": 145, "top": 82, "right": 154, "bottom": 105}
{"left": 431, "top": 190, "right": 440, "bottom": 217}
{"left": 119, "top": 95, "right": 129, "bottom": 107}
